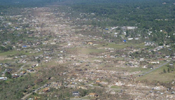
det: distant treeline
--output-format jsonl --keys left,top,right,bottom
{"left": 62, "top": 0, "right": 173, "bottom": 5}
{"left": 69, "top": 0, "right": 175, "bottom": 33}
{"left": 0, "top": 0, "right": 62, "bottom": 8}
{"left": 0, "top": 0, "right": 175, "bottom": 33}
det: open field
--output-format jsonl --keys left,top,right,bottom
{"left": 137, "top": 64, "right": 175, "bottom": 83}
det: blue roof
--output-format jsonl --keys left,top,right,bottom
{"left": 22, "top": 45, "right": 27, "bottom": 48}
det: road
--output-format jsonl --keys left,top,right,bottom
{"left": 12, "top": 65, "right": 25, "bottom": 75}
{"left": 17, "top": 65, "right": 25, "bottom": 73}
{"left": 21, "top": 93, "right": 32, "bottom": 100}
{"left": 139, "top": 60, "right": 170, "bottom": 76}
{"left": 21, "top": 83, "right": 51, "bottom": 100}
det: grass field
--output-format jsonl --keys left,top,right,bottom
{"left": 111, "top": 85, "right": 120, "bottom": 89}
{"left": 67, "top": 47, "right": 105, "bottom": 55}
{"left": 0, "top": 50, "right": 22, "bottom": 56}
{"left": 96, "top": 42, "right": 145, "bottom": 49}
{"left": 136, "top": 65, "right": 175, "bottom": 83}
{"left": 0, "top": 50, "right": 43, "bottom": 57}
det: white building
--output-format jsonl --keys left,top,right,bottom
{"left": 0, "top": 77, "right": 7, "bottom": 80}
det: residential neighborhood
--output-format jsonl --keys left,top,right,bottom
{"left": 0, "top": 1, "right": 175, "bottom": 100}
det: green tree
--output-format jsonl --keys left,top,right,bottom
{"left": 163, "top": 69, "right": 166, "bottom": 73}
{"left": 37, "top": 58, "right": 41, "bottom": 63}
{"left": 168, "top": 68, "right": 170, "bottom": 73}
{"left": 5, "top": 72, "right": 12, "bottom": 79}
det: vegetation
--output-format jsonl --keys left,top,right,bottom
{"left": 5, "top": 72, "right": 12, "bottom": 79}
{"left": 137, "top": 64, "right": 175, "bottom": 84}
{"left": 0, "top": 74, "right": 34, "bottom": 100}
{"left": 0, "top": 0, "right": 175, "bottom": 100}
{"left": 71, "top": 0, "right": 175, "bottom": 31}
{"left": 68, "top": 0, "right": 175, "bottom": 47}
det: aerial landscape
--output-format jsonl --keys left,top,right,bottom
{"left": 0, "top": 0, "right": 175, "bottom": 100}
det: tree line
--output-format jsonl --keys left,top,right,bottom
{"left": 71, "top": 0, "right": 175, "bottom": 33}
